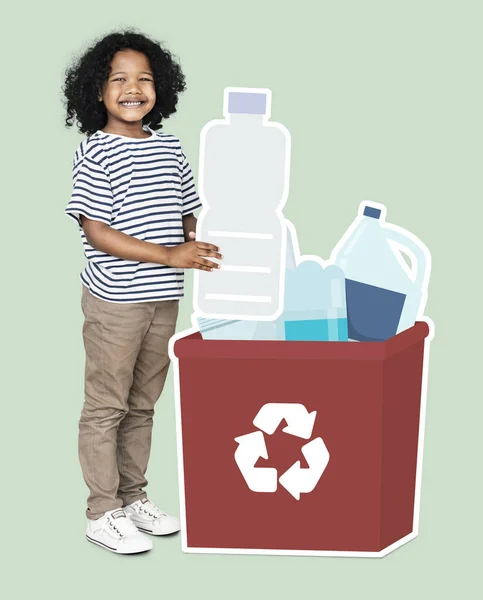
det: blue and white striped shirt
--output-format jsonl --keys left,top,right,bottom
{"left": 65, "top": 125, "right": 202, "bottom": 303}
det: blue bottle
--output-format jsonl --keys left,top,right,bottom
{"left": 277, "top": 261, "right": 349, "bottom": 342}
{"left": 331, "top": 202, "right": 431, "bottom": 341}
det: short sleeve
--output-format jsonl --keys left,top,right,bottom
{"left": 180, "top": 150, "right": 202, "bottom": 216}
{"left": 65, "top": 152, "right": 114, "bottom": 227}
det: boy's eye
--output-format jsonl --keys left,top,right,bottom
{"left": 112, "top": 77, "right": 152, "bottom": 82}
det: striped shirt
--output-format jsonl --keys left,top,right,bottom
{"left": 65, "top": 125, "right": 202, "bottom": 303}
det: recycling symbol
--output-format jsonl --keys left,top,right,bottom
{"left": 234, "top": 403, "right": 330, "bottom": 500}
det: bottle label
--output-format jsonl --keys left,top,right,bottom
{"left": 346, "top": 280, "right": 406, "bottom": 342}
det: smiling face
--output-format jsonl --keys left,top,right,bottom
{"left": 98, "top": 49, "right": 156, "bottom": 134}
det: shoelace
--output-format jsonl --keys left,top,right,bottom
{"left": 101, "top": 513, "right": 139, "bottom": 539}
{"left": 138, "top": 500, "right": 167, "bottom": 519}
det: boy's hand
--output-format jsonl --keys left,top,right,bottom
{"left": 167, "top": 236, "right": 222, "bottom": 271}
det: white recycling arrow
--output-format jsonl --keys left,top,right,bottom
{"left": 253, "top": 403, "right": 316, "bottom": 439}
{"left": 234, "top": 431, "right": 277, "bottom": 493}
{"left": 278, "top": 437, "right": 330, "bottom": 500}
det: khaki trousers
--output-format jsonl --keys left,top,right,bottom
{"left": 79, "top": 284, "right": 179, "bottom": 520}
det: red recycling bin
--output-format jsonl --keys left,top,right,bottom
{"left": 170, "top": 320, "right": 433, "bottom": 557}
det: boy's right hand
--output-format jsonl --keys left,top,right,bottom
{"left": 166, "top": 241, "right": 222, "bottom": 271}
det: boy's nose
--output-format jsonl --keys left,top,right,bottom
{"left": 124, "top": 81, "right": 143, "bottom": 93}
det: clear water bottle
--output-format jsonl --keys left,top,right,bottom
{"left": 330, "top": 202, "right": 431, "bottom": 341}
{"left": 195, "top": 217, "right": 299, "bottom": 341}
{"left": 195, "top": 315, "right": 258, "bottom": 340}
{"left": 276, "top": 260, "right": 349, "bottom": 342}
{"left": 194, "top": 87, "right": 291, "bottom": 321}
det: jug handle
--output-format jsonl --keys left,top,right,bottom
{"left": 384, "top": 224, "right": 431, "bottom": 292}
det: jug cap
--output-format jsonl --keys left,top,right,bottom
{"left": 228, "top": 91, "right": 267, "bottom": 115}
{"left": 363, "top": 206, "right": 381, "bottom": 219}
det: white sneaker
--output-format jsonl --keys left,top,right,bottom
{"left": 86, "top": 508, "right": 153, "bottom": 554}
{"left": 124, "top": 498, "right": 181, "bottom": 535}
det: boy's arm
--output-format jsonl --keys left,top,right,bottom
{"left": 80, "top": 215, "right": 221, "bottom": 271}
{"left": 182, "top": 212, "right": 197, "bottom": 242}
{"left": 81, "top": 216, "right": 172, "bottom": 265}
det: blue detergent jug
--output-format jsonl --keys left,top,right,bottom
{"left": 276, "top": 259, "right": 349, "bottom": 342}
{"left": 330, "top": 202, "right": 431, "bottom": 341}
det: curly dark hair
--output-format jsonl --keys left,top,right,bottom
{"left": 62, "top": 27, "right": 186, "bottom": 136}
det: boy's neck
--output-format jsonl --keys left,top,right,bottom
{"left": 101, "top": 121, "right": 150, "bottom": 139}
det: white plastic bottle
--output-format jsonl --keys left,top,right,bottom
{"left": 194, "top": 87, "right": 291, "bottom": 320}
{"left": 330, "top": 202, "right": 431, "bottom": 341}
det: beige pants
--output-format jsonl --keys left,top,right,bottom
{"left": 79, "top": 284, "right": 179, "bottom": 520}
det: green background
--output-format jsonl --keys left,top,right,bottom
{"left": 3, "top": 0, "right": 480, "bottom": 598}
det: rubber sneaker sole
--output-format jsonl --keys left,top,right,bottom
{"left": 86, "top": 534, "right": 152, "bottom": 554}
{"left": 135, "top": 524, "right": 180, "bottom": 536}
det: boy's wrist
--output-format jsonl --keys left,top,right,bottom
{"left": 158, "top": 244, "right": 173, "bottom": 267}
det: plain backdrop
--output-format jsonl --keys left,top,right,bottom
{"left": 2, "top": 1, "right": 481, "bottom": 598}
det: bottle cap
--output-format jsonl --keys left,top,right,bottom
{"left": 363, "top": 206, "right": 381, "bottom": 219}
{"left": 228, "top": 91, "right": 267, "bottom": 115}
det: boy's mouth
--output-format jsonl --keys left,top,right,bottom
{"left": 119, "top": 101, "right": 146, "bottom": 108}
